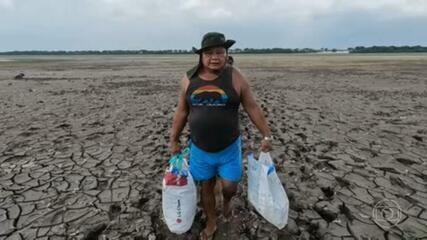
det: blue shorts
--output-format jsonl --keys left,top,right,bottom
{"left": 189, "top": 137, "right": 242, "bottom": 183}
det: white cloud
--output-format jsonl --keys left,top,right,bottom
{"left": 5, "top": 0, "right": 420, "bottom": 24}
{"left": 344, "top": 0, "right": 427, "bottom": 17}
{"left": 0, "top": 0, "right": 14, "bottom": 9}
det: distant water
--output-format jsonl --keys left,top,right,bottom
{"left": 0, "top": 59, "right": 14, "bottom": 62}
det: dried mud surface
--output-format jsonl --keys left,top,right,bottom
{"left": 0, "top": 54, "right": 426, "bottom": 240}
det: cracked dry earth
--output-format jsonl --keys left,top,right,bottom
{"left": 0, "top": 54, "right": 426, "bottom": 240}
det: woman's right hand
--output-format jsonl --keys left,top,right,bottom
{"left": 170, "top": 141, "right": 181, "bottom": 156}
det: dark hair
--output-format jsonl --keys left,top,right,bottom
{"left": 227, "top": 55, "right": 234, "bottom": 65}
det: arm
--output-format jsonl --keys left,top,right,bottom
{"left": 169, "top": 75, "right": 190, "bottom": 154}
{"left": 235, "top": 69, "right": 272, "bottom": 151}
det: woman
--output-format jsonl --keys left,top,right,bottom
{"left": 169, "top": 32, "right": 272, "bottom": 240}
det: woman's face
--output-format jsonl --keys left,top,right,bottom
{"left": 201, "top": 47, "right": 227, "bottom": 71}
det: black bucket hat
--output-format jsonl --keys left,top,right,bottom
{"left": 193, "top": 32, "right": 235, "bottom": 54}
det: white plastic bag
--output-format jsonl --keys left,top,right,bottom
{"left": 162, "top": 149, "right": 197, "bottom": 234}
{"left": 247, "top": 152, "right": 289, "bottom": 229}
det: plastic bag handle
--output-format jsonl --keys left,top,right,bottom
{"left": 169, "top": 147, "right": 190, "bottom": 171}
{"left": 258, "top": 152, "right": 276, "bottom": 175}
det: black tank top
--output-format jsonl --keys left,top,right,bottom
{"left": 186, "top": 65, "right": 240, "bottom": 152}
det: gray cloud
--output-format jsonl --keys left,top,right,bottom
{"left": 0, "top": 0, "right": 426, "bottom": 51}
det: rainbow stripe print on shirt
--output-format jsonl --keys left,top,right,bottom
{"left": 190, "top": 85, "right": 229, "bottom": 106}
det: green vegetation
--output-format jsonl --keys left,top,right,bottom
{"left": 0, "top": 50, "right": 193, "bottom": 55}
{"left": 229, "top": 48, "right": 320, "bottom": 54}
{"left": 0, "top": 48, "right": 320, "bottom": 55}
{"left": 348, "top": 45, "right": 427, "bottom": 53}
{"left": 1, "top": 46, "right": 426, "bottom": 55}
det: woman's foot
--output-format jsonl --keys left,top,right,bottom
{"left": 222, "top": 201, "right": 233, "bottom": 222}
{"left": 199, "top": 220, "right": 217, "bottom": 240}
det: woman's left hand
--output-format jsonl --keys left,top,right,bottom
{"left": 261, "top": 139, "right": 272, "bottom": 152}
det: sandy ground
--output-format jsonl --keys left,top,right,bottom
{"left": 0, "top": 54, "right": 426, "bottom": 240}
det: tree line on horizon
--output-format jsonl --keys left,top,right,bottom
{"left": 348, "top": 46, "right": 427, "bottom": 53}
{"left": 1, "top": 46, "right": 426, "bottom": 55}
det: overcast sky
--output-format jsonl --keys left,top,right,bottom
{"left": 1, "top": 0, "right": 426, "bottom": 51}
